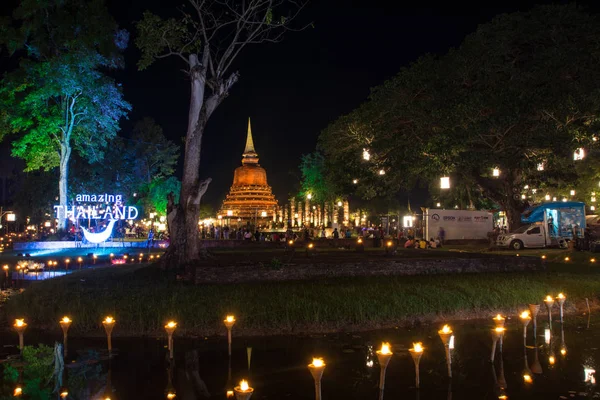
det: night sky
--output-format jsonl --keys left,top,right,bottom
{"left": 2, "top": 0, "right": 595, "bottom": 210}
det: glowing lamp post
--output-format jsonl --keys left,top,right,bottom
{"left": 77, "top": 257, "right": 83, "bottom": 269}
{"left": 166, "top": 391, "right": 176, "bottom": 399}
{"left": 3, "top": 264, "right": 8, "bottom": 289}
{"left": 13, "top": 318, "right": 27, "bottom": 353}
{"left": 376, "top": 342, "right": 393, "bottom": 393}
{"left": 308, "top": 358, "right": 325, "bottom": 400}
{"left": 93, "top": 254, "right": 97, "bottom": 264}
{"left": 102, "top": 316, "right": 116, "bottom": 356}
{"left": 556, "top": 293, "right": 566, "bottom": 323}
{"left": 224, "top": 315, "right": 236, "bottom": 356}
{"left": 438, "top": 325, "right": 453, "bottom": 378}
{"left": 65, "top": 258, "right": 70, "bottom": 270}
{"left": 490, "top": 327, "right": 505, "bottom": 363}
{"left": 234, "top": 379, "right": 254, "bottom": 400}
{"left": 544, "top": 295, "right": 554, "bottom": 329}
{"left": 60, "top": 316, "right": 72, "bottom": 357}
{"left": 165, "top": 321, "right": 177, "bottom": 359}
{"left": 409, "top": 342, "right": 424, "bottom": 389}
{"left": 493, "top": 314, "right": 505, "bottom": 329}
{"left": 519, "top": 311, "right": 531, "bottom": 347}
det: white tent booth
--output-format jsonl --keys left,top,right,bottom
{"left": 424, "top": 209, "right": 493, "bottom": 241}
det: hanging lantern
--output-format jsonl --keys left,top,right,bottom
{"left": 492, "top": 168, "right": 500, "bottom": 177}
{"left": 574, "top": 148, "right": 585, "bottom": 161}
{"left": 440, "top": 177, "right": 450, "bottom": 189}
{"left": 545, "top": 194, "right": 550, "bottom": 201}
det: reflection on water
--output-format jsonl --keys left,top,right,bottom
{"left": 1, "top": 313, "right": 600, "bottom": 399}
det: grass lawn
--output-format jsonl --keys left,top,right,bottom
{"left": 2, "top": 249, "right": 600, "bottom": 336}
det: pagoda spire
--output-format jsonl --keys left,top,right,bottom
{"left": 242, "top": 117, "right": 258, "bottom": 164}
{"left": 244, "top": 117, "right": 257, "bottom": 155}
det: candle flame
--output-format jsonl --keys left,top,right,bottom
{"left": 523, "top": 374, "right": 533, "bottom": 383}
{"left": 240, "top": 380, "right": 249, "bottom": 391}
{"left": 104, "top": 316, "right": 114, "bottom": 324}
{"left": 549, "top": 356, "right": 555, "bottom": 365}
{"left": 545, "top": 295, "right": 554, "bottom": 302}
{"left": 61, "top": 316, "right": 71, "bottom": 323}
{"left": 77, "top": 257, "right": 82, "bottom": 262}
{"left": 520, "top": 311, "right": 530, "bottom": 319}
{"left": 565, "top": 256, "right": 570, "bottom": 261}
{"left": 541, "top": 255, "right": 546, "bottom": 259}
{"left": 591, "top": 258, "right": 596, "bottom": 263}
{"left": 358, "top": 238, "right": 363, "bottom": 244}
{"left": 166, "top": 321, "right": 177, "bottom": 328}
{"left": 14, "top": 319, "right": 25, "bottom": 327}
{"left": 557, "top": 293, "right": 565, "bottom": 299}
{"left": 495, "top": 327, "right": 505, "bottom": 333}
{"left": 494, "top": 314, "right": 504, "bottom": 320}
{"left": 440, "top": 324, "right": 452, "bottom": 334}
{"left": 167, "top": 393, "right": 176, "bottom": 399}
{"left": 226, "top": 315, "right": 235, "bottom": 323}
{"left": 288, "top": 240, "right": 294, "bottom": 245}
{"left": 380, "top": 342, "right": 391, "bottom": 354}
{"left": 312, "top": 357, "right": 325, "bottom": 367}
{"left": 412, "top": 342, "right": 424, "bottom": 353}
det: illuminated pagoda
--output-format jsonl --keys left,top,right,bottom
{"left": 218, "top": 119, "right": 278, "bottom": 226}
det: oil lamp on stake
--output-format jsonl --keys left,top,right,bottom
{"left": 13, "top": 319, "right": 27, "bottom": 353}
{"left": 376, "top": 342, "right": 393, "bottom": 395}
{"left": 234, "top": 379, "right": 254, "bottom": 400}
{"left": 60, "top": 316, "right": 72, "bottom": 357}
{"left": 102, "top": 316, "right": 116, "bottom": 356}
{"left": 165, "top": 321, "right": 177, "bottom": 359}
{"left": 438, "top": 324, "right": 453, "bottom": 378}
{"left": 493, "top": 314, "right": 505, "bottom": 329}
{"left": 490, "top": 327, "right": 505, "bottom": 363}
{"left": 308, "top": 357, "right": 325, "bottom": 400}
{"left": 409, "top": 342, "right": 424, "bottom": 389}
{"left": 224, "top": 315, "right": 236, "bottom": 356}
{"left": 528, "top": 303, "right": 541, "bottom": 338}
{"left": 556, "top": 293, "right": 566, "bottom": 323}
{"left": 544, "top": 295, "right": 554, "bottom": 330}
{"left": 519, "top": 311, "right": 531, "bottom": 347}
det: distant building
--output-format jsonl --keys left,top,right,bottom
{"left": 218, "top": 119, "right": 278, "bottom": 227}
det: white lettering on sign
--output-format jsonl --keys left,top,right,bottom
{"left": 75, "top": 193, "right": 123, "bottom": 203}
{"left": 53, "top": 205, "right": 138, "bottom": 220}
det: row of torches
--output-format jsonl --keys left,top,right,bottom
{"left": 10, "top": 294, "right": 568, "bottom": 399}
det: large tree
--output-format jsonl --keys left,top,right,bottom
{"left": 320, "top": 5, "right": 600, "bottom": 229}
{"left": 135, "top": 0, "right": 305, "bottom": 266}
{"left": 0, "top": 0, "right": 131, "bottom": 229}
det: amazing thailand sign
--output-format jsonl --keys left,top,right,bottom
{"left": 53, "top": 193, "right": 139, "bottom": 244}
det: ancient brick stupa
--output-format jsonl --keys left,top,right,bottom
{"left": 218, "top": 119, "right": 278, "bottom": 225}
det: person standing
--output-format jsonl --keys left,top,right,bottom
{"left": 147, "top": 228, "right": 154, "bottom": 249}
{"left": 437, "top": 227, "right": 445, "bottom": 245}
{"left": 333, "top": 228, "right": 339, "bottom": 239}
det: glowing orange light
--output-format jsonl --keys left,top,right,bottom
{"left": 61, "top": 316, "right": 71, "bottom": 324}
{"left": 591, "top": 258, "right": 596, "bottom": 263}
{"left": 561, "top": 348, "right": 567, "bottom": 356}
{"left": 523, "top": 374, "right": 533, "bottom": 383}
{"left": 520, "top": 311, "right": 531, "bottom": 319}
{"left": 60, "top": 391, "right": 68, "bottom": 398}
{"left": 549, "top": 356, "right": 555, "bottom": 365}
{"left": 379, "top": 342, "right": 392, "bottom": 355}
{"left": 166, "top": 321, "right": 177, "bottom": 329}
{"left": 103, "top": 316, "right": 115, "bottom": 324}
{"left": 411, "top": 342, "right": 424, "bottom": 353}
{"left": 311, "top": 357, "right": 325, "bottom": 367}
{"left": 495, "top": 327, "right": 506, "bottom": 334}
{"left": 541, "top": 255, "right": 546, "bottom": 259}
{"left": 240, "top": 380, "right": 250, "bottom": 392}
{"left": 166, "top": 392, "right": 176, "bottom": 399}
{"left": 564, "top": 256, "right": 570, "bottom": 261}
{"left": 439, "top": 324, "right": 452, "bottom": 334}
{"left": 14, "top": 386, "right": 23, "bottom": 396}
{"left": 557, "top": 293, "right": 565, "bottom": 300}
{"left": 225, "top": 315, "right": 235, "bottom": 323}
{"left": 14, "top": 319, "right": 26, "bottom": 328}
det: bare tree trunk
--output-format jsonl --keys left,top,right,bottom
{"left": 58, "top": 142, "right": 71, "bottom": 231}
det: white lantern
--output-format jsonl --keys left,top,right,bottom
{"left": 492, "top": 168, "right": 500, "bottom": 177}
{"left": 521, "top": 194, "right": 526, "bottom": 199}
{"left": 570, "top": 190, "right": 576, "bottom": 196}
{"left": 436, "top": 202, "right": 441, "bottom": 207}
{"left": 378, "top": 169, "right": 386, "bottom": 175}
{"left": 545, "top": 194, "right": 551, "bottom": 201}
{"left": 592, "top": 197, "right": 597, "bottom": 202}
{"left": 403, "top": 215, "right": 414, "bottom": 228}
{"left": 574, "top": 148, "right": 585, "bottom": 161}
{"left": 6, "top": 214, "right": 15, "bottom": 222}
{"left": 591, "top": 206, "right": 596, "bottom": 211}
{"left": 362, "top": 149, "right": 371, "bottom": 161}
{"left": 440, "top": 177, "right": 450, "bottom": 189}
{"left": 537, "top": 163, "right": 545, "bottom": 171}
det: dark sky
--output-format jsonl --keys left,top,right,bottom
{"left": 3, "top": 0, "right": 595, "bottom": 210}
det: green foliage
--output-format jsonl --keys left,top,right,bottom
{"left": 135, "top": 11, "right": 199, "bottom": 70}
{"left": 0, "top": 344, "right": 54, "bottom": 400}
{"left": 131, "top": 117, "right": 180, "bottom": 183}
{"left": 298, "top": 151, "right": 339, "bottom": 202}
{"left": 319, "top": 5, "right": 600, "bottom": 225}
{"left": 145, "top": 177, "right": 181, "bottom": 215}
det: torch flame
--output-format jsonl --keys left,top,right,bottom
{"left": 494, "top": 314, "right": 504, "bottom": 320}
{"left": 440, "top": 324, "right": 452, "bottom": 334}
{"left": 557, "top": 293, "right": 565, "bottom": 300}
{"left": 60, "top": 391, "right": 68, "bottom": 398}
{"left": 104, "top": 316, "right": 114, "bottom": 324}
{"left": 380, "top": 342, "right": 391, "bottom": 354}
{"left": 561, "top": 348, "right": 567, "bottom": 356}
{"left": 14, "top": 319, "right": 25, "bottom": 327}
{"left": 167, "top": 392, "right": 176, "bottom": 399}
{"left": 61, "top": 316, "right": 71, "bottom": 324}
{"left": 545, "top": 295, "right": 553, "bottom": 302}
{"left": 549, "top": 356, "right": 555, "bottom": 365}
{"left": 14, "top": 386, "right": 22, "bottom": 396}
{"left": 523, "top": 374, "right": 533, "bottom": 383}
{"left": 311, "top": 357, "right": 325, "bottom": 367}
{"left": 226, "top": 391, "right": 234, "bottom": 398}
{"left": 494, "top": 327, "right": 505, "bottom": 334}
{"left": 240, "top": 380, "right": 249, "bottom": 391}
{"left": 166, "top": 321, "right": 177, "bottom": 328}
{"left": 226, "top": 315, "right": 235, "bottom": 323}
{"left": 412, "top": 342, "right": 424, "bottom": 353}
{"left": 520, "top": 311, "right": 530, "bottom": 319}
{"left": 288, "top": 240, "right": 294, "bottom": 245}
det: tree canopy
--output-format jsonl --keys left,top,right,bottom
{"left": 318, "top": 4, "right": 600, "bottom": 228}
